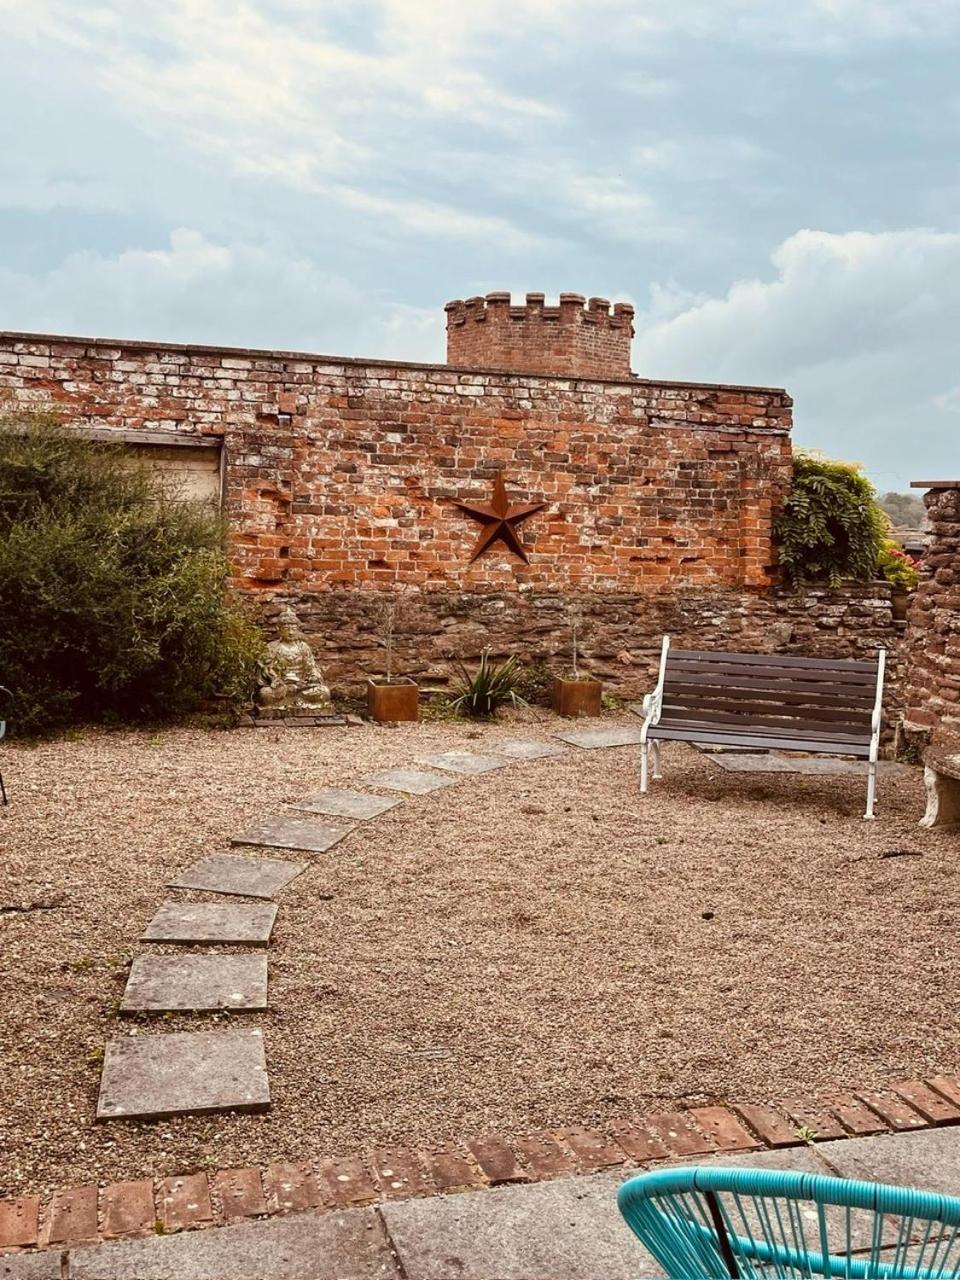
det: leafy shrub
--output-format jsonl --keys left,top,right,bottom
{"left": 879, "top": 541, "right": 921, "bottom": 591}
{"left": 450, "top": 649, "right": 528, "bottom": 718}
{"left": 775, "top": 453, "right": 888, "bottom": 587}
{"left": 0, "top": 405, "right": 264, "bottom": 734}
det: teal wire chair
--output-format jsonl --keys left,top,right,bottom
{"left": 618, "top": 1166, "right": 960, "bottom": 1280}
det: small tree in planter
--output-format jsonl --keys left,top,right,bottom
{"left": 551, "top": 602, "right": 602, "bottom": 718}
{"left": 367, "top": 595, "right": 419, "bottom": 722}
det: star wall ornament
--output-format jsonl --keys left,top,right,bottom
{"left": 450, "top": 472, "right": 547, "bottom": 564}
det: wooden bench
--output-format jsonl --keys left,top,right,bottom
{"left": 636, "top": 638, "right": 887, "bottom": 818}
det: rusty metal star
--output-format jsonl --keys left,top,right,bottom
{"left": 450, "top": 472, "right": 546, "bottom": 564}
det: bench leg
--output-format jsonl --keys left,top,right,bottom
{"left": 651, "top": 741, "right": 662, "bottom": 781}
{"left": 864, "top": 760, "right": 877, "bottom": 820}
{"left": 640, "top": 743, "right": 649, "bottom": 794}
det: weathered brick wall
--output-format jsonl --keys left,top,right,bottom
{"left": 0, "top": 331, "right": 792, "bottom": 593}
{"left": 445, "top": 293, "right": 635, "bottom": 378}
{"left": 902, "top": 486, "right": 960, "bottom": 745}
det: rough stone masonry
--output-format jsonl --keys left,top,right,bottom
{"left": 0, "top": 291, "right": 900, "bottom": 700}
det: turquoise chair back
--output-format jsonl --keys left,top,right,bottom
{"left": 618, "top": 1166, "right": 960, "bottom": 1279}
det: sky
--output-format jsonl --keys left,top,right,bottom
{"left": 1, "top": 1, "right": 959, "bottom": 491}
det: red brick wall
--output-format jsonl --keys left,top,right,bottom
{"left": 445, "top": 293, "right": 635, "bottom": 378}
{"left": 0, "top": 332, "right": 793, "bottom": 595}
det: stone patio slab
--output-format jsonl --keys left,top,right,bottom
{"left": 231, "top": 816, "right": 353, "bottom": 854}
{"left": 382, "top": 1169, "right": 655, "bottom": 1280}
{"left": 168, "top": 854, "right": 306, "bottom": 900}
{"left": 68, "top": 1205, "right": 399, "bottom": 1279}
{"left": 489, "top": 738, "right": 566, "bottom": 760}
{"left": 362, "top": 767, "right": 458, "bottom": 795}
{"left": 290, "top": 788, "right": 401, "bottom": 820}
{"left": 815, "top": 1127, "right": 960, "bottom": 1196}
{"left": 142, "top": 901, "right": 278, "bottom": 946}
{"left": 96, "top": 1029, "right": 270, "bottom": 1121}
{"left": 553, "top": 726, "right": 644, "bottom": 750}
{"left": 416, "top": 751, "right": 506, "bottom": 775}
{"left": 709, "top": 754, "right": 910, "bottom": 776}
{"left": 120, "top": 954, "right": 268, "bottom": 1013}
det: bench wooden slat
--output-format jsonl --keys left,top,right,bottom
{"left": 662, "top": 680, "right": 876, "bottom": 709}
{"left": 669, "top": 648, "right": 879, "bottom": 674}
{"left": 647, "top": 724, "right": 872, "bottom": 757}
{"left": 665, "top": 659, "right": 877, "bottom": 687}
{"left": 660, "top": 696, "right": 870, "bottom": 727}
{"left": 657, "top": 711, "right": 870, "bottom": 740}
{"left": 659, "top": 705, "right": 870, "bottom": 732}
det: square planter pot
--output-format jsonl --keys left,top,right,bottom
{"left": 367, "top": 678, "right": 419, "bottom": 722}
{"left": 551, "top": 677, "right": 602, "bottom": 719}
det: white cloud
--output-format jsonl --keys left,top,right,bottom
{"left": 633, "top": 227, "right": 960, "bottom": 487}
{"left": 0, "top": 228, "right": 444, "bottom": 360}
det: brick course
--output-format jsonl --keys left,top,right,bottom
{"left": 902, "top": 486, "right": 960, "bottom": 744}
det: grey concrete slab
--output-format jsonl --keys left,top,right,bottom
{"left": 232, "top": 815, "right": 353, "bottom": 854}
{"left": 554, "top": 725, "right": 644, "bottom": 750}
{"left": 0, "top": 1255, "right": 63, "bottom": 1279}
{"left": 362, "top": 767, "right": 458, "bottom": 795}
{"left": 417, "top": 750, "right": 506, "bottom": 775}
{"left": 709, "top": 754, "right": 910, "bottom": 776}
{"left": 490, "top": 738, "right": 566, "bottom": 760}
{"left": 168, "top": 854, "right": 307, "bottom": 900}
{"left": 142, "top": 901, "right": 278, "bottom": 946}
{"left": 68, "top": 1206, "right": 398, "bottom": 1279}
{"left": 382, "top": 1169, "right": 658, "bottom": 1280}
{"left": 816, "top": 1127, "right": 960, "bottom": 1196}
{"left": 120, "top": 953, "right": 268, "bottom": 1013}
{"left": 290, "top": 788, "right": 401, "bottom": 820}
{"left": 96, "top": 1029, "right": 269, "bottom": 1120}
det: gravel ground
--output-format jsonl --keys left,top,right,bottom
{"left": 1, "top": 714, "right": 956, "bottom": 1195}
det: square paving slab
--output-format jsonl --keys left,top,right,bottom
{"left": 142, "top": 901, "right": 278, "bottom": 946}
{"left": 708, "top": 753, "right": 910, "bottom": 776}
{"left": 554, "top": 725, "right": 644, "bottom": 750}
{"left": 231, "top": 815, "right": 352, "bottom": 854}
{"left": 707, "top": 752, "right": 799, "bottom": 773}
{"left": 120, "top": 953, "right": 269, "bottom": 1013}
{"left": 290, "top": 788, "right": 401, "bottom": 820}
{"left": 490, "top": 738, "right": 566, "bottom": 760}
{"left": 168, "top": 854, "right": 306, "bottom": 900}
{"left": 416, "top": 750, "right": 506, "bottom": 775}
{"left": 362, "top": 767, "right": 458, "bottom": 795}
{"left": 96, "top": 1029, "right": 270, "bottom": 1121}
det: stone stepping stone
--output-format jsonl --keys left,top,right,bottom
{"left": 168, "top": 854, "right": 306, "bottom": 900}
{"left": 120, "top": 953, "right": 268, "bottom": 1013}
{"left": 362, "top": 767, "right": 458, "bottom": 795}
{"left": 142, "top": 900, "right": 278, "bottom": 946}
{"left": 290, "top": 788, "right": 401, "bottom": 820}
{"left": 553, "top": 725, "right": 644, "bottom": 750}
{"left": 417, "top": 750, "right": 506, "bottom": 775}
{"left": 231, "top": 815, "right": 352, "bottom": 854}
{"left": 490, "top": 739, "right": 565, "bottom": 760}
{"left": 709, "top": 753, "right": 910, "bottom": 777}
{"left": 96, "top": 1029, "right": 270, "bottom": 1121}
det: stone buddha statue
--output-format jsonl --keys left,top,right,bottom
{"left": 258, "top": 606, "right": 332, "bottom": 712}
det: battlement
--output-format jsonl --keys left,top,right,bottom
{"left": 444, "top": 291, "right": 635, "bottom": 379}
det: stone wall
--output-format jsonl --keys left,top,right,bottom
{"left": 902, "top": 485, "right": 960, "bottom": 746}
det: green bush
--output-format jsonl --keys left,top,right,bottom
{"left": 450, "top": 649, "right": 528, "bottom": 718}
{"left": 0, "top": 405, "right": 264, "bottom": 734}
{"left": 775, "top": 453, "right": 888, "bottom": 587}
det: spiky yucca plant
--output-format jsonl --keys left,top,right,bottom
{"left": 450, "top": 649, "right": 528, "bottom": 718}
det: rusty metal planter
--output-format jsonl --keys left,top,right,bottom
{"left": 551, "top": 677, "right": 602, "bottom": 719}
{"left": 366, "top": 678, "right": 419, "bottom": 722}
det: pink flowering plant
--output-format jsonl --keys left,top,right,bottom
{"left": 879, "top": 541, "right": 921, "bottom": 591}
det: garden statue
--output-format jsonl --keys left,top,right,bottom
{"left": 257, "top": 606, "right": 332, "bottom": 712}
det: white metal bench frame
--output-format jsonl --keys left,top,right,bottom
{"left": 638, "top": 637, "right": 886, "bottom": 819}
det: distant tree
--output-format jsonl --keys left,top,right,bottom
{"left": 878, "top": 491, "right": 925, "bottom": 528}
{"left": 0, "top": 403, "right": 263, "bottom": 734}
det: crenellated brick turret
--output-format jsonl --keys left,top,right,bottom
{"left": 444, "top": 291, "right": 634, "bottom": 379}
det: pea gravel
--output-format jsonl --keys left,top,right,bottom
{"left": 0, "top": 717, "right": 955, "bottom": 1196}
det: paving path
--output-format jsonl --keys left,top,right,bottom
{"left": 6, "top": 1127, "right": 960, "bottom": 1279}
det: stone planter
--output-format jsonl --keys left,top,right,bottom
{"left": 366, "top": 678, "right": 419, "bottom": 722}
{"left": 551, "top": 676, "right": 602, "bottom": 719}
{"left": 891, "top": 588, "right": 912, "bottom": 622}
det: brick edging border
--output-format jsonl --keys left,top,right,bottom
{"left": 4, "top": 1075, "right": 960, "bottom": 1254}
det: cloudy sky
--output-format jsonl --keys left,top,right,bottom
{"left": 2, "top": 1, "right": 959, "bottom": 490}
